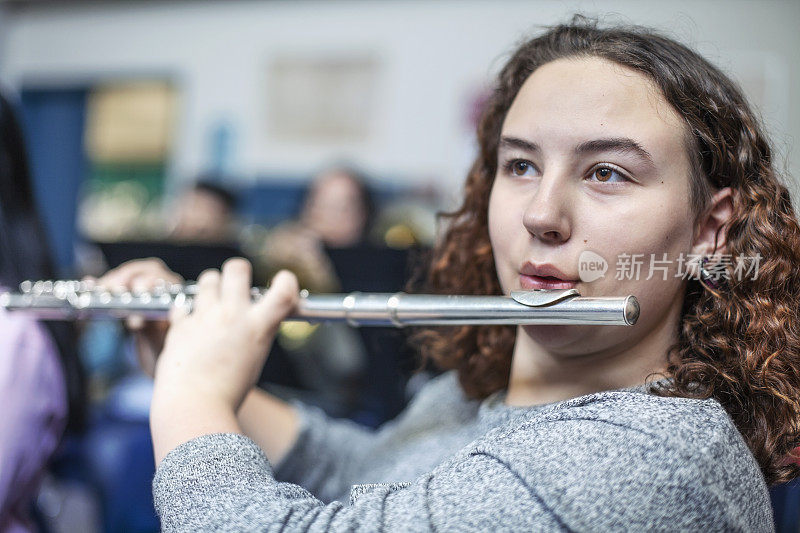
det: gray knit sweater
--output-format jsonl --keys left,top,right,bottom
{"left": 152, "top": 371, "right": 773, "bottom": 531}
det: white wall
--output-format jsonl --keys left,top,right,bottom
{"left": 2, "top": 0, "right": 798, "bottom": 201}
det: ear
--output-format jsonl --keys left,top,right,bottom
{"left": 690, "top": 187, "right": 733, "bottom": 256}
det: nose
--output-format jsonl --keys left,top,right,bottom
{"left": 521, "top": 172, "right": 572, "bottom": 244}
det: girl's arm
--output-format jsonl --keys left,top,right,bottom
{"left": 153, "top": 432, "right": 544, "bottom": 532}
{"left": 236, "top": 388, "right": 299, "bottom": 466}
{"left": 238, "top": 388, "right": 380, "bottom": 503}
{"left": 97, "top": 258, "right": 380, "bottom": 501}
{"left": 151, "top": 402, "right": 769, "bottom": 532}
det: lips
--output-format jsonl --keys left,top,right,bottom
{"left": 519, "top": 262, "right": 579, "bottom": 290}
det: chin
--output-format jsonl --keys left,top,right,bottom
{"left": 520, "top": 324, "right": 641, "bottom": 359}
{"left": 519, "top": 324, "right": 594, "bottom": 351}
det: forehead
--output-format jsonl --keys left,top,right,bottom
{"left": 502, "top": 57, "right": 689, "bottom": 164}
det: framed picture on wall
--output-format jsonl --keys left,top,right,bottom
{"left": 266, "top": 54, "right": 378, "bottom": 142}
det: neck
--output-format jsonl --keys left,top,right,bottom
{"left": 504, "top": 295, "right": 682, "bottom": 407}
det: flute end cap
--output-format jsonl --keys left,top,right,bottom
{"left": 624, "top": 296, "right": 640, "bottom": 326}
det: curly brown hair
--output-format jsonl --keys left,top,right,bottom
{"left": 413, "top": 16, "right": 800, "bottom": 485}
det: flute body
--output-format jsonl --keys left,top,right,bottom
{"left": 0, "top": 281, "right": 640, "bottom": 327}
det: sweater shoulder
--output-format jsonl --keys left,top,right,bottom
{"left": 399, "top": 371, "right": 478, "bottom": 424}
{"left": 490, "top": 390, "right": 748, "bottom": 461}
{"left": 469, "top": 391, "right": 771, "bottom": 529}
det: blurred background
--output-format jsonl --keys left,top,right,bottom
{"left": 0, "top": 0, "right": 798, "bottom": 275}
{"left": 0, "top": 0, "right": 797, "bottom": 531}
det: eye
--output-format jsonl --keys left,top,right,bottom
{"left": 504, "top": 159, "right": 538, "bottom": 177}
{"left": 587, "top": 164, "right": 629, "bottom": 183}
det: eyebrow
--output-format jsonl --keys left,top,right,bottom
{"left": 499, "top": 136, "right": 655, "bottom": 167}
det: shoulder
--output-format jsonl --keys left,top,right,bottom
{"left": 489, "top": 387, "right": 748, "bottom": 452}
{"left": 405, "top": 371, "right": 475, "bottom": 415}
{"left": 378, "top": 371, "right": 478, "bottom": 434}
{"left": 488, "top": 389, "right": 762, "bottom": 481}
{"left": 471, "top": 391, "right": 772, "bottom": 531}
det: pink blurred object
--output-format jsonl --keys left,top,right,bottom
{"left": 0, "top": 304, "right": 67, "bottom": 532}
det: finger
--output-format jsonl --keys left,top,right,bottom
{"left": 221, "top": 258, "right": 252, "bottom": 309}
{"left": 131, "top": 276, "right": 154, "bottom": 294}
{"left": 123, "top": 258, "right": 180, "bottom": 285}
{"left": 193, "top": 269, "right": 220, "bottom": 313}
{"left": 97, "top": 258, "right": 181, "bottom": 290}
{"left": 96, "top": 259, "right": 156, "bottom": 288}
{"left": 252, "top": 270, "right": 299, "bottom": 331}
{"left": 169, "top": 298, "right": 190, "bottom": 323}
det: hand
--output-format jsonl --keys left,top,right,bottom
{"left": 265, "top": 224, "right": 339, "bottom": 291}
{"left": 152, "top": 258, "right": 299, "bottom": 414}
{"left": 94, "top": 258, "right": 182, "bottom": 377}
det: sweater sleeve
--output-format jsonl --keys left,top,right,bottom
{"left": 153, "top": 433, "right": 557, "bottom": 532}
{"left": 152, "top": 401, "right": 773, "bottom": 532}
{"left": 271, "top": 372, "right": 465, "bottom": 503}
{"left": 271, "top": 399, "right": 379, "bottom": 503}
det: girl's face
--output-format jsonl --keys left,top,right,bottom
{"left": 489, "top": 56, "right": 698, "bottom": 356}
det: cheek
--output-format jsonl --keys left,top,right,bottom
{"left": 583, "top": 193, "right": 693, "bottom": 262}
{"left": 487, "top": 185, "right": 519, "bottom": 286}
{"left": 488, "top": 183, "right": 520, "bottom": 238}
{"left": 487, "top": 194, "right": 500, "bottom": 248}
{"left": 488, "top": 188, "right": 514, "bottom": 272}
{"left": 580, "top": 196, "right": 694, "bottom": 314}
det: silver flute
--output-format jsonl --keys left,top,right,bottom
{"left": 0, "top": 280, "right": 640, "bottom": 327}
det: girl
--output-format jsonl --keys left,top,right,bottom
{"left": 101, "top": 17, "right": 799, "bottom": 531}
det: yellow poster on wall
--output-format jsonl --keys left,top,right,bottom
{"left": 85, "top": 80, "right": 176, "bottom": 163}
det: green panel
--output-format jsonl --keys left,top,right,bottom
{"left": 86, "top": 161, "right": 166, "bottom": 200}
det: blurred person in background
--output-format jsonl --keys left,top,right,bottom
{"left": 0, "top": 90, "right": 86, "bottom": 532}
{"left": 169, "top": 178, "right": 238, "bottom": 244}
{"left": 262, "top": 165, "right": 374, "bottom": 292}
{"left": 257, "top": 165, "right": 376, "bottom": 417}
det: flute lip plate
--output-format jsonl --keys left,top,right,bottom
{"left": 510, "top": 288, "right": 580, "bottom": 307}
